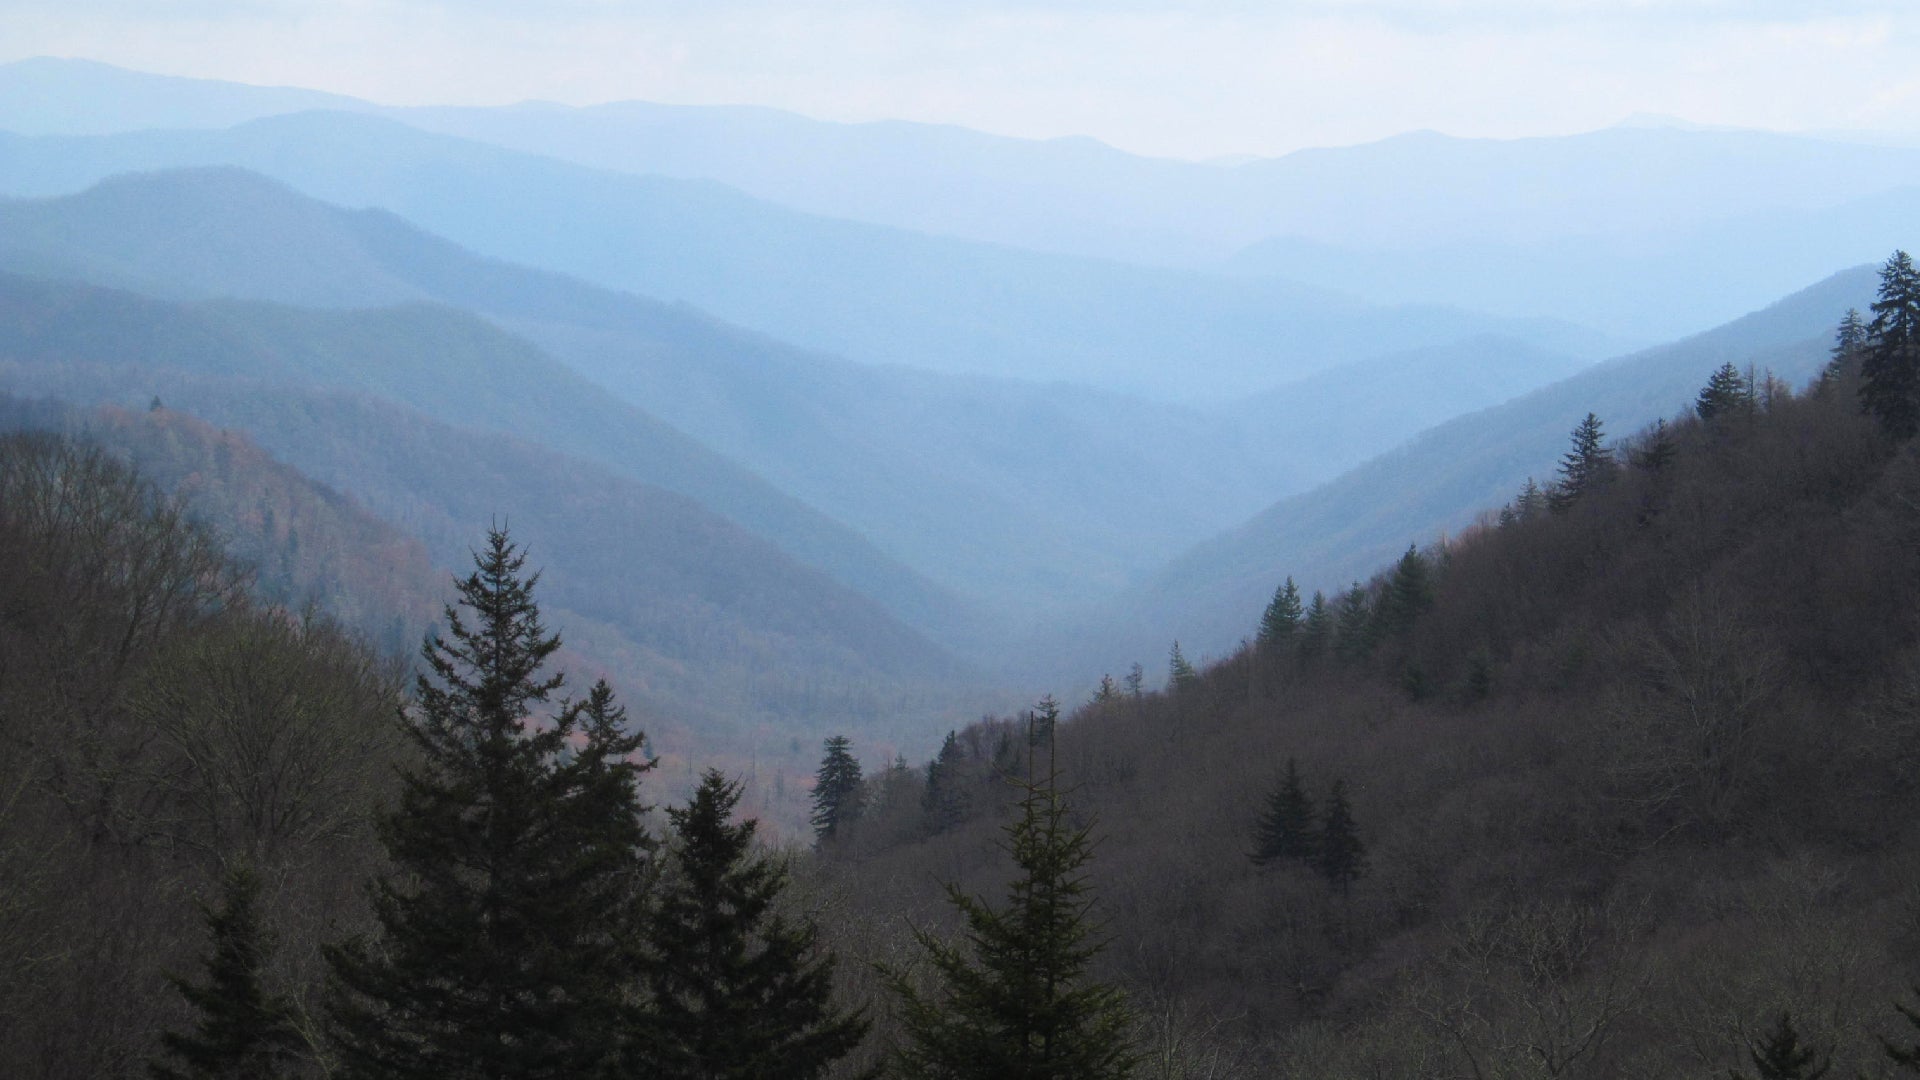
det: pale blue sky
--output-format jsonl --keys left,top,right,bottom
{"left": 2, "top": 1, "right": 1915, "bottom": 158}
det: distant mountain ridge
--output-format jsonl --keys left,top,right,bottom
{"left": 0, "top": 106, "right": 1611, "bottom": 402}
{"left": 0, "top": 168, "right": 1603, "bottom": 619}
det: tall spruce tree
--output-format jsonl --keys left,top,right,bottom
{"left": 1733, "top": 1012, "right": 1830, "bottom": 1080}
{"left": 325, "top": 528, "right": 648, "bottom": 1080}
{"left": 641, "top": 770, "right": 867, "bottom": 1080}
{"left": 887, "top": 709, "right": 1137, "bottom": 1080}
{"left": 922, "top": 731, "right": 969, "bottom": 835}
{"left": 1822, "top": 308, "right": 1869, "bottom": 389}
{"left": 1300, "top": 591, "right": 1332, "bottom": 659}
{"left": 1380, "top": 547, "right": 1433, "bottom": 639}
{"left": 1697, "top": 362, "right": 1754, "bottom": 422}
{"left": 810, "top": 735, "right": 864, "bottom": 847}
{"left": 1257, "top": 578, "right": 1304, "bottom": 650}
{"left": 150, "top": 866, "right": 303, "bottom": 1080}
{"left": 1316, "top": 780, "right": 1367, "bottom": 898}
{"left": 1862, "top": 250, "right": 1920, "bottom": 439}
{"left": 1166, "top": 641, "right": 1200, "bottom": 693}
{"left": 1334, "top": 585, "right": 1375, "bottom": 662}
{"left": 1549, "top": 413, "right": 1617, "bottom": 512}
{"left": 1249, "top": 758, "right": 1318, "bottom": 865}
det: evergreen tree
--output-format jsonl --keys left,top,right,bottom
{"left": 1549, "top": 413, "right": 1617, "bottom": 512}
{"left": 810, "top": 735, "right": 864, "bottom": 847}
{"left": 325, "top": 528, "right": 646, "bottom": 1080}
{"left": 1697, "top": 362, "right": 1753, "bottom": 422}
{"left": 1732, "top": 1012, "right": 1830, "bottom": 1080}
{"left": 1257, "top": 578, "right": 1304, "bottom": 650}
{"left": 150, "top": 866, "right": 303, "bottom": 1080}
{"left": 887, "top": 711, "right": 1138, "bottom": 1080}
{"left": 1379, "top": 547, "right": 1433, "bottom": 639}
{"left": 1862, "top": 250, "right": 1920, "bottom": 439}
{"left": 1886, "top": 986, "right": 1920, "bottom": 1073}
{"left": 1316, "top": 780, "right": 1367, "bottom": 897}
{"left": 1091, "top": 675, "right": 1119, "bottom": 705}
{"left": 1299, "top": 591, "right": 1332, "bottom": 659}
{"left": 1123, "top": 663, "right": 1145, "bottom": 700}
{"left": 922, "top": 731, "right": 969, "bottom": 835}
{"left": 1249, "top": 758, "right": 1318, "bottom": 865}
{"left": 1333, "top": 585, "right": 1375, "bottom": 662}
{"left": 1632, "top": 419, "right": 1677, "bottom": 474}
{"left": 1516, "top": 477, "right": 1546, "bottom": 520}
{"left": 642, "top": 770, "right": 868, "bottom": 1080}
{"left": 1823, "top": 308, "right": 1869, "bottom": 388}
{"left": 1166, "top": 641, "right": 1200, "bottom": 693}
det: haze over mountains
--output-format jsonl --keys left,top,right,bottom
{"left": 0, "top": 55, "right": 1908, "bottom": 758}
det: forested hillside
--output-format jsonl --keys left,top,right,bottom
{"left": 810, "top": 294, "right": 1920, "bottom": 1077}
{"left": 1073, "top": 262, "right": 1879, "bottom": 676}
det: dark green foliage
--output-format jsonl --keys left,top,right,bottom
{"left": 324, "top": 528, "right": 647, "bottom": 1080}
{"left": 1633, "top": 418, "right": 1677, "bottom": 473}
{"left": 1823, "top": 308, "right": 1869, "bottom": 387}
{"left": 887, "top": 711, "right": 1138, "bottom": 1080}
{"left": 1250, "top": 758, "right": 1318, "bottom": 865}
{"left": 1334, "top": 585, "right": 1376, "bottom": 662}
{"left": 1091, "top": 675, "right": 1120, "bottom": 704}
{"left": 1549, "top": 412, "right": 1617, "bottom": 512}
{"left": 1732, "top": 1012, "right": 1830, "bottom": 1080}
{"left": 1315, "top": 780, "right": 1366, "bottom": 897}
{"left": 1300, "top": 591, "right": 1332, "bottom": 658}
{"left": 811, "top": 735, "right": 864, "bottom": 847}
{"left": 922, "top": 731, "right": 969, "bottom": 835}
{"left": 1862, "top": 250, "right": 1920, "bottom": 439}
{"left": 1258, "top": 578, "right": 1304, "bottom": 650}
{"left": 1516, "top": 476, "right": 1546, "bottom": 519}
{"left": 1167, "top": 641, "right": 1200, "bottom": 693}
{"left": 1123, "top": 663, "right": 1145, "bottom": 699}
{"left": 150, "top": 866, "right": 303, "bottom": 1080}
{"left": 641, "top": 770, "right": 868, "bottom": 1080}
{"left": 1698, "top": 362, "right": 1755, "bottom": 422}
{"left": 1380, "top": 547, "right": 1434, "bottom": 639}
{"left": 1887, "top": 987, "right": 1920, "bottom": 1073}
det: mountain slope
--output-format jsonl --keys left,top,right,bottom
{"left": 0, "top": 269, "right": 977, "bottom": 648}
{"left": 1066, "top": 264, "right": 1878, "bottom": 676}
{"left": 0, "top": 169, "right": 1598, "bottom": 616}
{"left": 0, "top": 113, "right": 1609, "bottom": 401}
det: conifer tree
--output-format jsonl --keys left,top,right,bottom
{"left": 1249, "top": 758, "right": 1318, "bottom": 865}
{"left": 1300, "top": 591, "right": 1332, "bottom": 659}
{"left": 1316, "top": 780, "right": 1367, "bottom": 898}
{"left": 1167, "top": 641, "right": 1200, "bottom": 693}
{"left": 1516, "top": 477, "right": 1546, "bottom": 520}
{"left": 1862, "top": 250, "right": 1920, "bottom": 439}
{"left": 1380, "top": 547, "right": 1433, "bottom": 639}
{"left": 151, "top": 866, "right": 303, "bottom": 1080}
{"left": 887, "top": 709, "right": 1138, "bottom": 1080}
{"left": 325, "top": 528, "right": 648, "bottom": 1080}
{"left": 1091, "top": 674, "right": 1119, "bottom": 705}
{"left": 1257, "top": 578, "right": 1304, "bottom": 650}
{"left": 1697, "top": 362, "right": 1753, "bottom": 422}
{"left": 1334, "top": 585, "right": 1375, "bottom": 662}
{"left": 810, "top": 735, "right": 864, "bottom": 847}
{"left": 1823, "top": 308, "right": 1869, "bottom": 388}
{"left": 1632, "top": 419, "right": 1677, "bottom": 473}
{"left": 642, "top": 770, "right": 868, "bottom": 1080}
{"left": 1732, "top": 1012, "right": 1830, "bottom": 1080}
{"left": 922, "top": 731, "right": 969, "bottom": 835}
{"left": 1123, "top": 663, "right": 1145, "bottom": 700}
{"left": 1549, "top": 413, "right": 1617, "bottom": 512}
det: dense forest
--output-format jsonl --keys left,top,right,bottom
{"left": 9, "top": 254, "right": 1920, "bottom": 1078}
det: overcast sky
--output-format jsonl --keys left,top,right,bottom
{"left": 2, "top": 1, "right": 1916, "bottom": 159}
